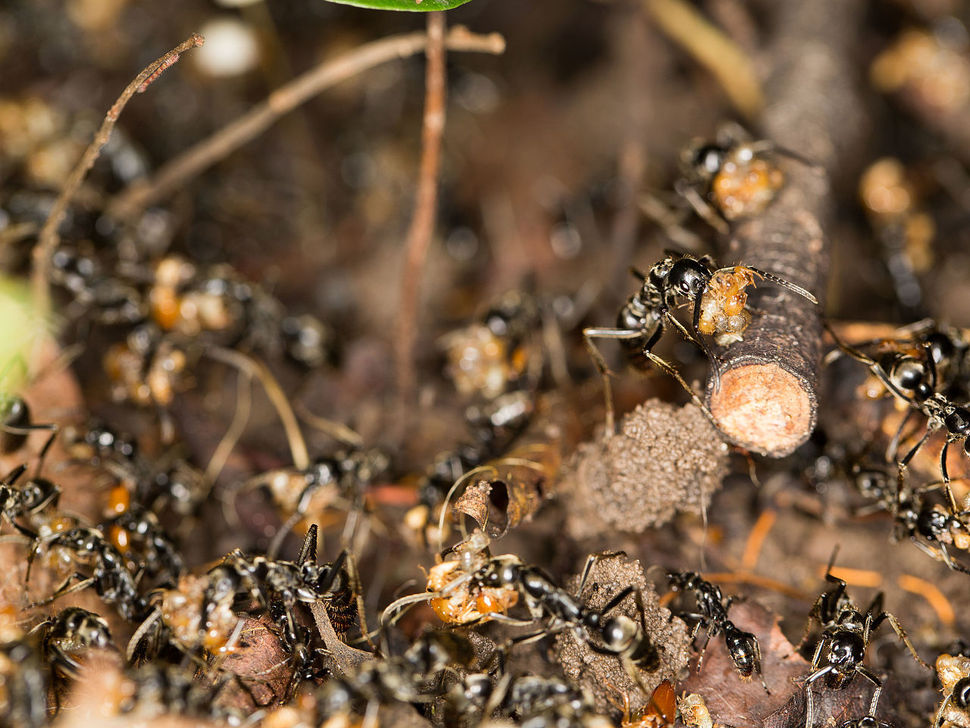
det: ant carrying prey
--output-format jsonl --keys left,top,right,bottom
{"left": 676, "top": 123, "right": 819, "bottom": 233}
{"left": 584, "top": 251, "right": 817, "bottom": 431}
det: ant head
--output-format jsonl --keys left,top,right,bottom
{"left": 600, "top": 614, "right": 638, "bottom": 653}
{"left": 667, "top": 258, "right": 712, "bottom": 299}
{"left": 688, "top": 143, "right": 726, "bottom": 180}
{"left": 828, "top": 630, "right": 866, "bottom": 667}
{"left": 21, "top": 477, "right": 59, "bottom": 512}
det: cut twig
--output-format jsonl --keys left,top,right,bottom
{"left": 31, "top": 33, "right": 203, "bottom": 314}
{"left": 108, "top": 26, "right": 504, "bottom": 221}
{"left": 394, "top": 12, "right": 447, "bottom": 413}
{"left": 705, "top": 0, "right": 867, "bottom": 456}
{"left": 642, "top": 0, "right": 763, "bottom": 119}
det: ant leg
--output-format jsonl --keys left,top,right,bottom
{"left": 911, "top": 538, "right": 970, "bottom": 575}
{"left": 881, "top": 611, "right": 929, "bottom": 669}
{"left": 867, "top": 682, "right": 884, "bottom": 720}
{"left": 599, "top": 585, "right": 635, "bottom": 617}
{"left": 803, "top": 664, "right": 835, "bottom": 728}
{"left": 126, "top": 608, "right": 162, "bottom": 663}
{"left": 28, "top": 573, "right": 95, "bottom": 610}
{"left": 855, "top": 665, "right": 883, "bottom": 690}
{"left": 576, "top": 551, "right": 626, "bottom": 597}
{"left": 688, "top": 295, "right": 722, "bottom": 391}
{"left": 941, "top": 439, "right": 952, "bottom": 486}
{"left": 694, "top": 627, "right": 715, "bottom": 670}
{"left": 887, "top": 408, "right": 917, "bottom": 463}
{"left": 342, "top": 548, "right": 378, "bottom": 652}
{"left": 582, "top": 329, "right": 642, "bottom": 434}
{"left": 641, "top": 350, "right": 718, "bottom": 428}
{"left": 674, "top": 179, "right": 729, "bottom": 234}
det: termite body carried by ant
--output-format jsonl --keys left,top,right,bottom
{"left": 585, "top": 251, "right": 817, "bottom": 429}
{"left": 666, "top": 571, "right": 769, "bottom": 693}
{"left": 382, "top": 530, "right": 520, "bottom": 627}
{"left": 936, "top": 651, "right": 970, "bottom": 728}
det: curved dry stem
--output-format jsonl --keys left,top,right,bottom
{"left": 294, "top": 401, "right": 364, "bottom": 448}
{"left": 205, "top": 366, "right": 254, "bottom": 483}
{"left": 108, "top": 26, "right": 505, "bottom": 221}
{"left": 32, "top": 33, "right": 204, "bottom": 313}
{"left": 205, "top": 347, "right": 308, "bottom": 471}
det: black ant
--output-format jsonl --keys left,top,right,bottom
{"left": 796, "top": 552, "right": 927, "bottom": 728}
{"left": 312, "top": 630, "right": 470, "bottom": 724}
{"left": 0, "top": 622, "right": 50, "bottom": 728}
{"left": 826, "top": 323, "right": 970, "bottom": 495}
{"left": 101, "top": 503, "right": 184, "bottom": 583}
{"left": 666, "top": 571, "right": 769, "bottom": 693}
{"left": 27, "top": 525, "right": 148, "bottom": 622}
{"left": 676, "top": 123, "right": 817, "bottom": 233}
{"left": 0, "top": 464, "right": 60, "bottom": 537}
{"left": 37, "top": 606, "right": 113, "bottom": 679}
{"left": 935, "top": 651, "right": 970, "bottom": 728}
{"left": 134, "top": 525, "right": 361, "bottom": 698}
{"left": 239, "top": 447, "right": 388, "bottom": 559}
{"left": 584, "top": 251, "right": 817, "bottom": 431}
{"left": 477, "top": 553, "right": 661, "bottom": 695}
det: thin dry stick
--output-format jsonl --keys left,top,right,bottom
{"left": 109, "top": 26, "right": 504, "bottom": 221}
{"left": 394, "top": 12, "right": 447, "bottom": 412}
{"left": 705, "top": 0, "right": 866, "bottom": 457}
{"left": 31, "top": 33, "right": 204, "bottom": 313}
{"left": 642, "top": 0, "right": 762, "bottom": 119}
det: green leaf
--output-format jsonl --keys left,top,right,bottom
{"left": 322, "top": 0, "right": 473, "bottom": 10}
